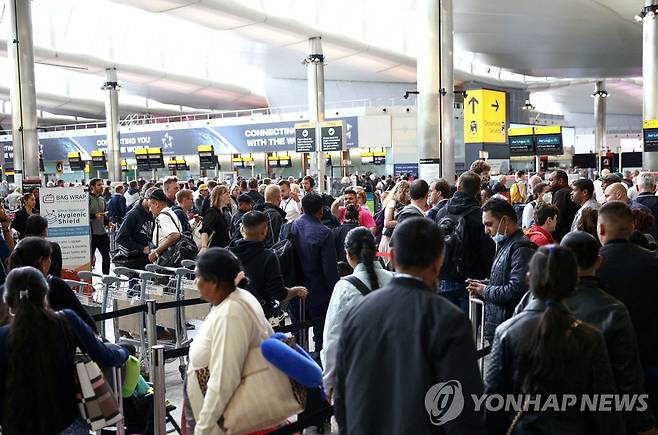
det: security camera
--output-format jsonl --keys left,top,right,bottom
{"left": 382, "top": 108, "right": 387, "bottom": 113}
{"left": 405, "top": 108, "right": 410, "bottom": 113}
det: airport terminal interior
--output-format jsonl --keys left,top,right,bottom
{"left": 1, "top": 0, "right": 658, "bottom": 434}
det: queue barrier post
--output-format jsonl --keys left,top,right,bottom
{"left": 469, "top": 297, "right": 486, "bottom": 375}
{"left": 112, "top": 365, "right": 126, "bottom": 435}
{"left": 146, "top": 299, "right": 157, "bottom": 379}
{"left": 152, "top": 345, "right": 167, "bottom": 435}
{"left": 299, "top": 298, "right": 308, "bottom": 351}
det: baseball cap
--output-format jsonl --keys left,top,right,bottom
{"left": 148, "top": 188, "right": 167, "bottom": 203}
{"left": 237, "top": 193, "right": 254, "bottom": 204}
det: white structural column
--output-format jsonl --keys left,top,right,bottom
{"left": 593, "top": 81, "right": 607, "bottom": 174}
{"left": 440, "top": 0, "right": 455, "bottom": 184}
{"left": 8, "top": 0, "right": 40, "bottom": 181}
{"left": 644, "top": 1, "right": 658, "bottom": 170}
{"left": 103, "top": 68, "right": 121, "bottom": 181}
{"left": 305, "top": 37, "right": 326, "bottom": 193}
{"left": 417, "top": 0, "right": 441, "bottom": 181}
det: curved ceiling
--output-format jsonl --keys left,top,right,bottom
{"left": 0, "top": 0, "right": 648, "bottom": 125}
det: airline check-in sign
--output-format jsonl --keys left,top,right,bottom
{"left": 464, "top": 89, "right": 507, "bottom": 144}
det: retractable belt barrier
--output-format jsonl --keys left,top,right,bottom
{"left": 92, "top": 298, "right": 208, "bottom": 321}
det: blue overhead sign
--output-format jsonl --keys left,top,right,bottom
{"left": 0, "top": 116, "right": 359, "bottom": 162}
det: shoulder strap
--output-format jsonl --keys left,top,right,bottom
{"left": 160, "top": 209, "right": 182, "bottom": 233}
{"left": 234, "top": 296, "right": 271, "bottom": 341}
{"left": 342, "top": 275, "right": 372, "bottom": 296}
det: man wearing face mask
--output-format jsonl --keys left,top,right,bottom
{"left": 467, "top": 198, "right": 536, "bottom": 341}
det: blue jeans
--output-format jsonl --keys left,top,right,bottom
{"left": 437, "top": 279, "right": 469, "bottom": 312}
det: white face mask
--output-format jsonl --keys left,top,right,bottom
{"left": 542, "top": 193, "right": 552, "bottom": 203}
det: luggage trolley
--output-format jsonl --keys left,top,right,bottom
{"left": 146, "top": 261, "right": 209, "bottom": 378}
{"left": 63, "top": 273, "right": 105, "bottom": 328}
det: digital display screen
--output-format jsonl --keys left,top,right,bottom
{"left": 509, "top": 136, "right": 535, "bottom": 156}
{"left": 644, "top": 129, "right": 658, "bottom": 152}
{"left": 535, "top": 134, "right": 563, "bottom": 155}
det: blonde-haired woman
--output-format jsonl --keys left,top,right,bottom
{"left": 378, "top": 180, "right": 410, "bottom": 263}
{"left": 200, "top": 185, "right": 232, "bottom": 251}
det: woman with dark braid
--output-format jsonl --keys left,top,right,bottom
{"left": 485, "top": 245, "right": 622, "bottom": 434}
{"left": 321, "top": 227, "right": 393, "bottom": 401}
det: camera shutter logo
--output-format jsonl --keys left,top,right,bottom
{"left": 424, "top": 380, "right": 464, "bottom": 426}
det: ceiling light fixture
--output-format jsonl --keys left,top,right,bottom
{"left": 592, "top": 90, "right": 609, "bottom": 98}
{"left": 522, "top": 99, "right": 535, "bottom": 111}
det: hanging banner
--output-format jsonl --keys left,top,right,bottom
{"left": 40, "top": 187, "right": 91, "bottom": 275}
{"left": 0, "top": 116, "right": 360, "bottom": 162}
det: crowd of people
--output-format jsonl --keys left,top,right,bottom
{"left": 1, "top": 162, "right": 658, "bottom": 434}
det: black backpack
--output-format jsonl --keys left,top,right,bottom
{"left": 394, "top": 204, "right": 425, "bottom": 225}
{"left": 271, "top": 221, "right": 303, "bottom": 287}
{"left": 375, "top": 202, "right": 405, "bottom": 242}
{"left": 373, "top": 208, "right": 386, "bottom": 244}
{"left": 155, "top": 211, "right": 199, "bottom": 268}
{"left": 436, "top": 204, "right": 481, "bottom": 279}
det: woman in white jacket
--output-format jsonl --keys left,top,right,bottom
{"left": 321, "top": 227, "right": 393, "bottom": 401}
{"left": 185, "top": 248, "right": 273, "bottom": 435}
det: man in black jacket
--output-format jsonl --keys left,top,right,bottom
{"left": 255, "top": 185, "right": 286, "bottom": 248}
{"left": 467, "top": 198, "right": 535, "bottom": 340}
{"left": 516, "top": 230, "right": 658, "bottom": 432}
{"left": 436, "top": 171, "right": 495, "bottom": 311}
{"left": 229, "top": 194, "right": 253, "bottom": 241}
{"left": 115, "top": 196, "right": 154, "bottom": 269}
{"left": 334, "top": 218, "right": 485, "bottom": 434}
{"left": 562, "top": 231, "right": 656, "bottom": 433}
{"left": 245, "top": 178, "right": 264, "bottom": 205}
{"left": 228, "top": 211, "right": 307, "bottom": 318}
{"left": 597, "top": 200, "right": 658, "bottom": 418}
{"left": 548, "top": 169, "right": 577, "bottom": 241}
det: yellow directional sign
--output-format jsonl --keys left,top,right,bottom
{"left": 508, "top": 127, "right": 534, "bottom": 137}
{"left": 464, "top": 89, "right": 507, "bottom": 144}
{"left": 534, "top": 125, "right": 561, "bottom": 135}
{"left": 643, "top": 120, "right": 658, "bottom": 129}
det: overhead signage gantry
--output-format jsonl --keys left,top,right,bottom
{"left": 507, "top": 126, "right": 563, "bottom": 157}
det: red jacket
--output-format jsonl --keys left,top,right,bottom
{"left": 525, "top": 224, "right": 555, "bottom": 247}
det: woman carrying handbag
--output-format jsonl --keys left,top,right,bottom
{"left": 0, "top": 266, "right": 129, "bottom": 435}
{"left": 184, "top": 248, "right": 309, "bottom": 435}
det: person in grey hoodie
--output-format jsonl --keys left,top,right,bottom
{"left": 89, "top": 178, "right": 111, "bottom": 274}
